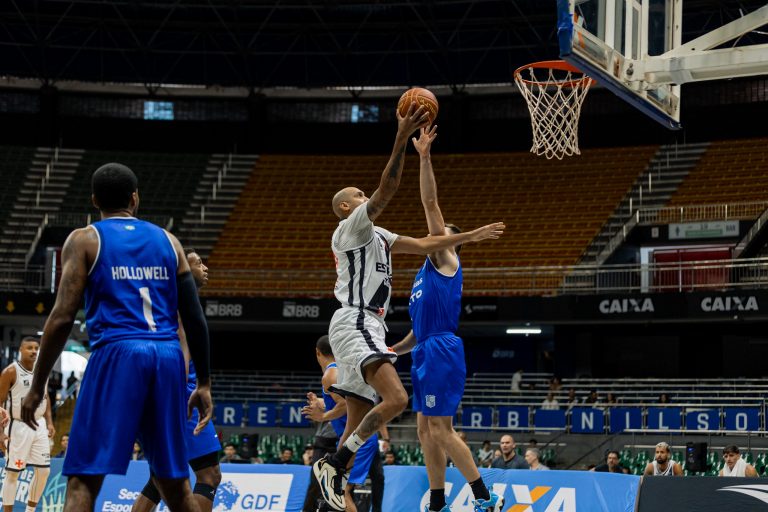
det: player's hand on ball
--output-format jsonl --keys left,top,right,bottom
{"left": 188, "top": 384, "right": 213, "bottom": 436}
{"left": 21, "top": 390, "right": 42, "bottom": 430}
{"left": 469, "top": 222, "right": 505, "bottom": 242}
{"left": 396, "top": 102, "right": 430, "bottom": 135}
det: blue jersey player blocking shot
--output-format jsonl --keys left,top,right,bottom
{"left": 133, "top": 251, "right": 221, "bottom": 512}
{"left": 392, "top": 127, "right": 504, "bottom": 512}
{"left": 303, "top": 336, "right": 380, "bottom": 512}
{"left": 21, "top": 163, "right": 213, "bottom": 512}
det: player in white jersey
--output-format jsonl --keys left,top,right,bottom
{"left": 313, "top": 102, "right": 505, "bottom": 511}
{"left": 719, "top": 445, "right": 758, "bottom": 477}
{"left": 643, "top": 442, "right": 683, "bottom": 476}
{"left": 0, "top": 337, "right": 53, "bottom": 512}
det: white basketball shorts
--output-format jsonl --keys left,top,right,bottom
{"left": 328, "top": 307, "right": 397, "bottom": 405}
{"left": 5, "top": 418, "right": 50, "bottom": 470}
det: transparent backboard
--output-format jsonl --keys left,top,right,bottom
{"left": 557, "top": 0, "right": 682, "bottom": 129}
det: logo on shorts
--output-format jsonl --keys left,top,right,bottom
{"left": 426, "top": 395, "right": 436, "bottom": 408}
{"left": 14, "top": 459, "right": 23, "bottom": 469}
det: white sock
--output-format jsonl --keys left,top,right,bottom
{"left": 26, "top": 506, "right": 36, "bottom": 512}
{"left": 343, "top": 432, "right": 366, "bottom": 453}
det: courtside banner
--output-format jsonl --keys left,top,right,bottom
{"left": 381, "top": 466, "right": 639, "bottom": 512}
{"left": 637, "top": 476, "right": 768, "bottom": 510}
{"left": 0, "top": 458, "right": 67, "bottom": 511}
{"left": 95, "top": 462, "right": 310, "bottom": 512}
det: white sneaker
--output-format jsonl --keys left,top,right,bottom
{"left": 473, "top": 491, "right": 504, "bottom": 512}
{"left": 312, "top": 456, "right": 346, "bottom": 511}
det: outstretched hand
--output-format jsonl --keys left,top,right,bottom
{"left": 411, "top": 125, "right": 438, "bottom": 156}
{"left": 468, "top": 222, "right": 506, "bottom": 242}
{"left": 396, "top": 102, "right": 430, "bottom": 136}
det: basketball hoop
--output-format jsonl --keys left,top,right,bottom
{"left": 514, "top": 60, "right": 594, "bottom": 160}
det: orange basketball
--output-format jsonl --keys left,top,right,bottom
{"left": 397, "top": 87, "right": 438, "bottom": 124}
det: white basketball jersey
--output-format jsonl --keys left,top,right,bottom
{"left": 7, "top": 361, "right": 47, "bottom": 420}
{"left": 332, "top": 205, "right": 399, "bottom": 322}
{"left": 652, "top": 459, "right": 677, "bottom": 476}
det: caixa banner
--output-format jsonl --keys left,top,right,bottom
{"left": 383, "top": 466, "right": 639, "bottom": 512}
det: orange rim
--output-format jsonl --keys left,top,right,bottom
{"left": 514, "top": 60, "right": 595, "bottom": 88}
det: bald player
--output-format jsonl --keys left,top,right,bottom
{"left": 313, "top": 102, "right": 505, "bottom": 511}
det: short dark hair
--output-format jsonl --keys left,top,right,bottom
{"left": 723, "top": 445, "right": 740, "bottom": 455}
{"left": 316, "top": 335, "right": 333, "bottom": 356}
{"left": 185, "top": 248, "right": 198, "bottom": 258}
{"left": 606, "top": 450, "right": 620, "bottom": 460}
{"left": 20, "top": 336, "right": 39, "bottom": 345}
{"left": 224, "top": 442, "right": 237, "bottom": 449}
{"left": 92, "top": 163, "right": 138, "bottom": 211}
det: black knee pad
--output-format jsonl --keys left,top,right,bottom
{"left": 193, "top": 482, "right": 217, "bottom": 502}
{"left": 141, "top": 480, "right": 162, "bottom": 505}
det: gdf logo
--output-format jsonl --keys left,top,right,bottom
{"left": 419, "top": 483, "right": 576, "bottom": 512}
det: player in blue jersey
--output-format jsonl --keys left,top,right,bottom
{"left": 132, "top": 250, "right": 221, "bottom": 512}
{"left": 303, "top": 336, "right": 381, "bottom": 512}
{"left": 21, "top": 163, "right": 212, "bottom": 512}
{"left": 392, "top": 127, "right": 504, "bottom": 512}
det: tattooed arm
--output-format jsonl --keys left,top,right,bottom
{"left": 365, "top": 102, "right": 430, "bottom": 222}
{"left": 22, "top": 227, "right": 96, "bottom": 429}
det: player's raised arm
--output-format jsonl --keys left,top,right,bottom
{"left": 413, "top": 125, "right": 444, "bottom": 236}
{"left": 365, "top": 102, "right": 430, "bottom": 221}
{"left": 22, "top": 228, "right": 93, "bottom": 429}
{"left": 392, "top": 222, "right": 505, "bottom": 256}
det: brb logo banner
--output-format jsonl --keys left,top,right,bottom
{"left": 94, "top": 462, "right": 310, "bottom": 512}
{"left": 382, "top": 466, "right": 639, "bottom": 512}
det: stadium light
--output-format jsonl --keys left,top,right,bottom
{"left": 506, "top": 327, "right": 542, "bottom": 335}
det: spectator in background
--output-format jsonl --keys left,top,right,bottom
{"left": 541, "top": 393, "right": 559, "bottom": 410}
{"left": 270, "top": 447, "right": 296, "bottom": 464}
{"left": 491, "top": 435, "right": 528, "bottom": 470}
{"left": 583, "top": 390, "right": 599, "bottom": 405}
{"left": 528, "top": 439, "right": 538, "bottom": 448}
{"left": 302, "top": 444, "right": 313, "bottom": 465}
{"left": 525, "top": 448, "right": 549, "bottom": 471}
{"left": 606, "top": 393, "right": 618, "bottom": 405}
{"left": 592, "top": 450, "right": 624, "bottom": 473}
{"left": 511, "top": 370, "right": 523, "bottom": 393}
{"left": 476, "top": 440, "right": 494, "bottom": 468}
{"left": 548, "top": 377, "right": 562, "bottom": 392}
{"left": 720, "top": 445, "right": 758, "bottom": 477}
{"left": 54, "top": 433, "right": 69, "bottom": 458}
{"left": 66, "top": 372, "right": 79, "bottom": 399}
{"left": 219, "top": 443, "right": 242, "bottom": 463}
{"left": 131, "top": 441, "right": 145, "bottom": 461}
{"left": 659, "top": 393, "right": 671, "bottom": 404}
{"left": 250, "top": 451, "right": 264, "bottom": 464}
{"left": 566, "top": 388, "right": 579, "bottom": 410}
{"left": 383, "top": 451, "right": 397, "bottom": 466}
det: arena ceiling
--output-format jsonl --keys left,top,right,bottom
{"left": 0, "top": 0, "right": 766, "bottom": 93}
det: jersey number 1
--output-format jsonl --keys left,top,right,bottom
{"left": 139, "top": 287, "right": 158, "bottom": 332}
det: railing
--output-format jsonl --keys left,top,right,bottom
{"left": 638, "top": 200, "right": 768, "bottom": 224}
{"left": 7, "top": 257, "right": 768, "bottom": 295}
{"left": 733, "top": 204, "right": 768, "bottom": 257}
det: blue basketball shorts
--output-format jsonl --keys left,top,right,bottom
{"left": 411, "top": 334, "right": 466, "bottom": 417}
{"left": 348, "top": 434, "right": 378, "bottom": 485}
{"left": 63, "top": 340, "right": 188, "bottom": 479}
{"left": 185, "top": 382, "right": 221, "bottom": 462}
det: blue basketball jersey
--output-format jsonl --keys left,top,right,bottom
{"left": 322, "top": 363, "right": 346, "bottom": 437}
{"left": 85, "top": 217, "right": 179, "bottom": 349}
{"left": 408, "top": 256, "right": 463, "bottom": 341}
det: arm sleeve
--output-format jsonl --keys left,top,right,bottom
{"left": 177, "top": 271, "right": 210, "bottom": 383}
{"left": 334, "top": 205, "right": 375, "bottom": 251}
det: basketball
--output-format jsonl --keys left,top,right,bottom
{"left": 397, "top": 87, "right": 439, "bottom": 124}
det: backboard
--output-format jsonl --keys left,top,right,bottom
{"left": 557, "top": 0, "right": 768, "bottom": 130}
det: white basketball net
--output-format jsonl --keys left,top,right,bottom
{"left": 515, "top": 64, "right": 592, "bottom": 160}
